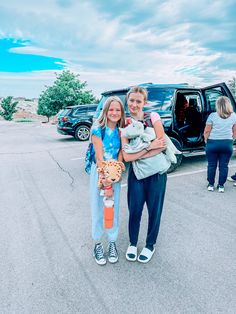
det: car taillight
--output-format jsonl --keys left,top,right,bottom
{"left": 61, "top": 117, "right": 68, "bottom": 122}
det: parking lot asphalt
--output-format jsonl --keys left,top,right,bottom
{"left": 0, "top": 122, "right": 236, "bottom": 314}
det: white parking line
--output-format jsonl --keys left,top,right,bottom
{"left": 71, "top": 157, "right": 84, "bottom": 160}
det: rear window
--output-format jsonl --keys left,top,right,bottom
{"left": 57, "top": 109, "right": 70, "bottom": 117}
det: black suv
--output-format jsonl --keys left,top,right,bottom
{"left": 94, "top": 82, "right": 236, "bottom": 172}
{"left": 57, "top": 103, "right": 97, "bottom": 141}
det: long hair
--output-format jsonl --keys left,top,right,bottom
{"left": 216, "top": 96, "right": 233, "bottom": 119}
{"left": 96, "top": 96, "right": 125, "bottom": 128}
{"left": 127, "top": 86, "right": 148, "bottom": 102}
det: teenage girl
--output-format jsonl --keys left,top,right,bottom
{"left": 90, "top": 96, "right": 125, "bottom": 265}
{"left": 121, "top": 86, "right": 167, "bottom": 263}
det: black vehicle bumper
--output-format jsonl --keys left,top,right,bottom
{"left": 57, "top": 126, "right": 74, "bottom": 136}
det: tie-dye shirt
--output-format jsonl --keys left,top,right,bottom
{"left": 91, "top": 124, "right": 121, "bottom": 160}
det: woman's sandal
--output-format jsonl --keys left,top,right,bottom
{"left": 137, "top": 247, "right": 155, "bottom": 263}
{"left": 126, "top": 245, "right": 137, "bottom": 261}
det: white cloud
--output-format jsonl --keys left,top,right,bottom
{"left": 0, "top": 0, "right": 235, "bottom": 98}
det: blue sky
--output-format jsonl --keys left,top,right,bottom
{"left": 0, "top": 0, "right": 236, "bottom": 98}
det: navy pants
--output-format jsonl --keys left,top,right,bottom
{"left": 127, "top": 165, "right": 167, "bottom": 248}
{"left": 206, "top": 139, "right": 233, "bottom": 186}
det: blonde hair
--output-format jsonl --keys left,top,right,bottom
{"left": 97, "top": 96, "right": 125, "bottom": 128}
{"left": 216, "top": 96, "right": 233, "bottom": 119}
{"left": 127, "top": 86, "right": 148, "bottom": 102}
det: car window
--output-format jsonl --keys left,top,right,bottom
{"left": 185, "top": 94, "right": 202, "bottom": 112}
{"left": 203, "top": 87, "right": 225, "bottom": 112}
{"left": 145, "top": 88, "right": 174, "bottom": 115}
{"left": 57, "top": 109, "right": 70, "bottom": 117}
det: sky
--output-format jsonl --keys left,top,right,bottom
{"left": 0, "top": 0, "right": 236, "bottom": 99}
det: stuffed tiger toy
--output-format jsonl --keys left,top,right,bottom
{"left": 97, "top": 160, "right": 125, "bottom": 189}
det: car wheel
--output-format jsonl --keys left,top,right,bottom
{"left": 167, "top": 137, "right": 183, "bottom": 173}
{"left": 74, "top": 125, "right": 90, "bottom": 141}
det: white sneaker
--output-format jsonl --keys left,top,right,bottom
{"left": 207, "top": 185, "right": 214, "bottom": 192}
{"left": 227, "top": 176, "right": 235, "bottom": 182}
{"left": 234, "top": 182, "right": 236, "bottom": 187}
{"left": 218, "top": 186, "right": 224, "bottom": 193}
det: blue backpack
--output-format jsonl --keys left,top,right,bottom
{"left": 85, "top": 127, "right": 105, "bottom": 174}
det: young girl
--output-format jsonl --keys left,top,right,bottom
{"left": 90, "top": 96, "right": 125, "bottom": 265}
{"left": 121, "top": 86, "right": 167, "bottom": 263}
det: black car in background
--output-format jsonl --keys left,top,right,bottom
{"left": 94, "top": 82, "right": 236, "bottom": 172}
{"left": 57, "top": 103, "right": 97, "bottom": 141}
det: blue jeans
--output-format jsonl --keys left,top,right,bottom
{"left": 206, "top": 139, "right": 233, "bottom": 186}
{"left": 90, "top": 163, "right": 121, "bottom": 242}
{"left": 127, "top": 165, "right": 167, "bottom": 248}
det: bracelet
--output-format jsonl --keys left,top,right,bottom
{"left": 104, "top": 185, "right": 112, "bottom": 190}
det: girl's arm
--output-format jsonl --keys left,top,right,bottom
{"left": 121, "top": 136, "right": 166, "bottom": 162}
{"left": 233, "top": 124, "right": 236, "bottom": 139}
{"left": 121, "top": 136, "right": 148, "bottom": 162}
{"left": 117, "top": 150, "right": 123, "bottom": 162}
{"left": 92, "top": 134, "right": 113, "bottom": 197}
{"left": 92, "top": 135, "right": 104, "bottom": 168}
{"left": 204, "top": 124, "right": 212, "bottom": 142}
{"left": 147, "top": 120, "right": 166, "bottom": 150}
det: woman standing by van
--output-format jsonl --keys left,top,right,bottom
{"left": 204, "top": 96, "right": 236, "bottom": 192}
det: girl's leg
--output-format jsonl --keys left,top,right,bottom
{"left": 90, "top": 163, "right": 104, "bottom": 241}
{"left": 218, "top": 140, "right": 233, "bottom": 186}
{"left": 206, "top": 140, "right": 218, "bottom": 186}
{"left": 145, "top": 173, "right": 167, "bottom": 248}
{"left": 127, "top": 165, "right": 145, "bottom": 246}
{"left": 106, "top": 181, "right": 121, "bottom": 242}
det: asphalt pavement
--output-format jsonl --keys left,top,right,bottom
{"left": 0, "top": 121, "right": 235, "bottom": 314}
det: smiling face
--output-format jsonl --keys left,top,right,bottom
{"left": 127, "top": 92, "right": 146, "bottom": 117}
{"left": 107, "top": 100, "right": 122, "bottom": 125}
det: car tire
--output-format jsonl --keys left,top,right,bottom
{"left": 167, "top": 137, "right": 183, "bottom": 173}
{"left": 74, "top": 125, "right": 91, "bottom": 141}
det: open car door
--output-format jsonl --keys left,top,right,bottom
{"left": 200, "top": 82, "right": 236, "bottom": 115}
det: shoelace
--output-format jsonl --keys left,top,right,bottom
{"left": 95, "top": 244, "right": 104, "bottom": 260}
{"left": 109, "top": 242, "right": 117, "bottom": 257}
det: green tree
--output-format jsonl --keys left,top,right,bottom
{"left": 228, "top": 77, "right": 236, "bottom": 100}
{"left": 0, "top": 96, "right": 18, "bottom": 121}
{"left": 37, "top": 70, "right": 96, "bottom": 120}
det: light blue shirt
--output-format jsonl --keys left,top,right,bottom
{"left": 91, "top": 125, "right": 121, "bottom": 160}
{"left": 206, "top": 112, "right": 236, "bottom": 140}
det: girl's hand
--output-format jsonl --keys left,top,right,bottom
{"left": 104, "top": 188, "right": 113, "bottom": 198}
{"left": 148, "top": 138, "right": 166, "bottom": 150}
{"left": 102, "top": 178, "right": 111, "bottom": 187}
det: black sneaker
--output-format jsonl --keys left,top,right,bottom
{"left": 93, "top": 243, "right": 106, "bottom": 265}
{"left": 108, "top": 242, "right": 118, "bottom": 263}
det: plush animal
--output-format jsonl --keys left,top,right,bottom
{"left": 120, "top": 119, "right": 154, "bottom": 143}
{"left": 120, "top": 119, "right": 181, "bottom": 164}
{"left": 97, "top": 160, "right": 126, "bottom": 189}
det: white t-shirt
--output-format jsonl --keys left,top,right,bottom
{"left": 206, "top": 112, "right": 236, "bottom": 140}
